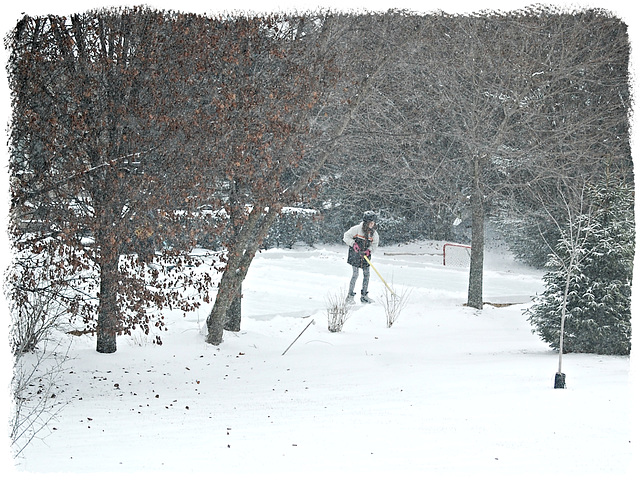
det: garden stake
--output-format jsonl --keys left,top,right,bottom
{"left": 282, "top": 318, "right": 315, "bottom": 356}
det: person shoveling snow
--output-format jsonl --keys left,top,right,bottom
{"left": 343, "top": 211, "right": 379, "bottom": 304}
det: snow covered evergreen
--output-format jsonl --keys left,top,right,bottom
{"left": 527, "top": 180, "right": 634, "bottom": 355}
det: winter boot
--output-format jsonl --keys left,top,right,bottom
{"left": 346, "top": 292, "right": 356, "bottom": 304}
{"left": 360, "top": 292, "right": 373, "bottom": 303}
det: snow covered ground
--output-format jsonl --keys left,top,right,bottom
{"left": 8, "top": 241, "right": 635, "bottom": 479}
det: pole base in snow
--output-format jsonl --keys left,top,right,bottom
{"left": 554, "top": 372, "right": 566, "bottom": 389}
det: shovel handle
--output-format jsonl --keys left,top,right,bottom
{"left": 364, "top": 255, "right": 396, "bottom": 297}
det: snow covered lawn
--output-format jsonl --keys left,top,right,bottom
{"left": 10, "top": 241, "right": 634, "bottom": 478}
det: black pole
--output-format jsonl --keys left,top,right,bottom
{"left": 282, "top": 319, "right": 315, "bottom": 356}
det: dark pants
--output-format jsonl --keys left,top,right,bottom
{"left": 349, "top": 265, "right": 370, "bottom": 296}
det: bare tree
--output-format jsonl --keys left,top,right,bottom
{"left": 203, "top": 11, "right": 431, "bottom": 345}
{"left": 324, "top": 9, "right": 631, "bottom": 309}
{"left": 202, "top": 12, "right": 334, "bottom": 345}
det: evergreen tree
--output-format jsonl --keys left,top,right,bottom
{"left": 527, "top": 180, "right": 634, "bottom": 355}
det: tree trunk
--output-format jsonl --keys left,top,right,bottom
{"left": 223, "top": 182, "right": 244, "bottom": 333}
{"left": 206, "top": 267, "right": 242, "bottom": 345}
{"left": 206, "top": 207, "right": 279, "bottom": 345}
{"left": 467, "top": 156, "right": 485, "bottom": 310}
{"left": 96, "top": 254, "right": 119, "bottom": 353}
{"left": 224, "top": 286, "right": 242, "bottom": 332}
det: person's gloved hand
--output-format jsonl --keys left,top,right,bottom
{"left": 364, "top": 249, "right": 371, "bottom": 257}
{"left": 352, "top": 243, "right": 360, "bottom": 252}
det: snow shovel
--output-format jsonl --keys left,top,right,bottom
{"left": 363, "top": 255, "right": 397, "bottom": 297}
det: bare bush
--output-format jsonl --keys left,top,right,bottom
{"left": 11, "top": 341, "right": 70, "bottom": 458}
{"left": 381, "top": 286, "right": 410, "bottom": 328}
{"left": 10, "top": 284, "right": 70, "bottom": 356}
{"left": 326, "top": 289, "right": 354, "bottom": 333}
{"left": 8, "top": 273, "right": 73, "bottom": 457}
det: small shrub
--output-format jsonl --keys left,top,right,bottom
{"left": 326, "top": 289, "right": 353, "bottom": 332}
{"left": 381, "top": 286, "right": 410, "bottom": 328}
{"left": 10, "top": 282, "right": 70, "bottom": 356}
{"left": 11, "top": 340, "right": 70, "bottom": 457}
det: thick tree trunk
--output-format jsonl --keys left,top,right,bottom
{"left": 206, "top": 207, "right": 279, "bottom": 345}
{"left": 467, "top": 157, "right": 485, "bottom": 310}
{"left": 206, "top": 267, "right": 242, "bottom": 344}
{"left": 94, "top": 180, "right": 121, "bottom": 353}
{"left": 224, "top": 287, "right": 242, "bottom": 332}
{"left": 96, "top": 254, "right": 119, "bottom": 353}
{"left": 223, "top": 183, "right": 243, "bottom": 333}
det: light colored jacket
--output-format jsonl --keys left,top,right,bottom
{"left": 343, "top": 222, "right": 379, "bottom": 252}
